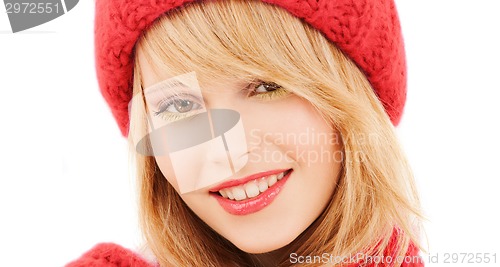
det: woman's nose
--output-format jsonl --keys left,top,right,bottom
{"left": 202, "top": 109, "right": 249, "bottom": 173}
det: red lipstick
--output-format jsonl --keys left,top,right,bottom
{"left": 210, "top": 169, "right": 293, "bottom": 215}
{"left": 209, "top": 169, "right": 289, "bottom": 192}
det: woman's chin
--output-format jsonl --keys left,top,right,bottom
{"left": 228, "top": 234, "right": 296, "bottom": 254}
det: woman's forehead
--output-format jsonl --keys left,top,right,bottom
{"left": 138, "top": 62, "right": 249, "bottom": 98}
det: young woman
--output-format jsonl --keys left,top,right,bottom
{"left": 68, "top": 0, "right": 424, "bottom": 266}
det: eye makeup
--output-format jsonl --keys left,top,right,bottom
{"left": 154, "top": 93, "right": 205, "bottom": 122}
{"left": 144, "top": 79, "right": 291, "bottom": 123}
{"left": 247, "top": 81, "right": 291, "bottom": 101}
{"left": 144, "top": 79, "right": 206, "bottom": 123}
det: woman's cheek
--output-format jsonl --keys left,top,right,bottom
{"left": 155, "top": 156, "right": 180, "bottom": 191}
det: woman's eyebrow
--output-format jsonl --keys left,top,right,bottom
{"left": 144, "top": 80, "right": 188, "bottom": 94}
{"left": 143, "top": 79, "right": 206, "bottom": 108}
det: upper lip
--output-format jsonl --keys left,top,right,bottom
{"left": 209, "top": 169, "right": 290, "bottom": 192}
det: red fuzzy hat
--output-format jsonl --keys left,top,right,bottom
{"left": 95, "top": 0, "right": 407, "bottom": 136}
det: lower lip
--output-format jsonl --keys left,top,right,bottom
{"left": 211, "top": 170, "right": 292, "bottom": 215}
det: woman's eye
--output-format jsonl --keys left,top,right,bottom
{"left": 167, "top": 99, "right": 196, "bottom": 113}
{"left": 254, "top": 82, "right": 282, "bottom": 93}
{"left": 155, "top": 96, "right": 203, "bottom": 119}
{"left": 248, "top": 81, "right": 289, "bottom": 100}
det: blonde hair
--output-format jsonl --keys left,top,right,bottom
{"left": 129, "top": 0, "right": 423, "bottom": 266}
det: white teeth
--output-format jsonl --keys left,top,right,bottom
{"left": 232, "top": 187, "right": 247, "bottom": 201}
{"left": 218, "top": 170, "right": 290, "bottom": 201}
{"left": 244, "top": 182, "right": 260, "bottom": 198}
{"left": 258, "top": 178, "right": 269, "bottom": 192}
{"left": 268, "top": 175, "right": 277, "bottom": 187}
{"left": 226, "top": 190, "right": 234, "bottom": 200}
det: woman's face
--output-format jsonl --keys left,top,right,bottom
{"left": 138, "top": 52, "right": 342, "bottom": 254}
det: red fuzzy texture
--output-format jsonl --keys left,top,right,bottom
{"left": 95, "top": 0, "right": 407, "bottom": 136}
{"left": 65, "top": 243, "right": 156, "bottom": 267}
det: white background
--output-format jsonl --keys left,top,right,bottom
{"left": 0, "top": 1, "right": 499, "bottom": 266}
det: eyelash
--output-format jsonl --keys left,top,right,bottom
{"left": 247, "top": 81, "right": 289, "bottom": 100}
{"left": 153, "top": 94, "right": 201, "bottom": 121}
{"left": 155, "top": 112, "right": 191, "bottom": 122}
{"left": 152, "top": 81, "right": 289, "bottom": 121}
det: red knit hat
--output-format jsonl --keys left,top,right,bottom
{"left": 95, "top": 0, "right": 407, "bottom": 136}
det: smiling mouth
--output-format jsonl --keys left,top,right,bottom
{"left": 214, "top": 169, "right": 292, "bottom": 201}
